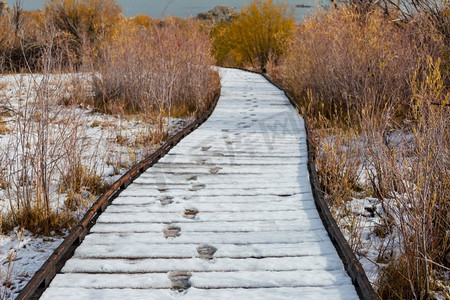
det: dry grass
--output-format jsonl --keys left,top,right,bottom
{"left": 272, "top": 5, "right": 449, "bottom": 299}
{"left": 370, "top": 59, "right": 449, "bottom": 299}
{"left": 0, "top": 10, "right": 219, "bottom": 236}
{"left": 92, "top": 17, "right": 218, "bottom": 117}
{"left": 0, "top": 115, "right": 9, "bottom": 135}
{"left": 0, "top": 83, "right": 10, "bottom": 135}
{"left": 276, "top": 7, "right": 445, "bottom": 126}
{"left": 308, "top": 115, "right": 364, "bottom": 207}
{"left": 0, "top": 229, "right": 23, "bottom": 296}
{"left": 1, "top": 207, "right": 77, "bottom": 235}
{"left": 0, "top": 73, "right": 89, "bottom": 234}
{"left": 59, "top": 164, "right": 108, "bottom": 211}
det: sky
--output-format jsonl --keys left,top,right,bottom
{"left": 5, "top": 0, "right": 319, "bottom": 19}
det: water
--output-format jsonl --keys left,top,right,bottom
{"left": 6, "top": 0, "right": 319, "bottom": 20}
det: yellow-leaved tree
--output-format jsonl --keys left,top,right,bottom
{"left": 213, "top": 0, "right": 294, "bottom": 70}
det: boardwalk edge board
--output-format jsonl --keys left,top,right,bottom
{"left": 18, "top": 68, "right": 376, "bottom": 300}
{"left": 16, "top": 92, "right": 220, "bottom": 300}
{"left": 261, "top": 71, "right": 377, "bottom": 300}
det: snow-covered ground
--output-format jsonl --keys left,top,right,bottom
{"left": 0, "top": 73, "right": 190, "bottom": 299}
{"left": 335, "top": 197, "right": 387, "bottom": 284}
{"left": 1, "top": 229, "right": 65, "bottom": 298}
{"left": 40, "top": 68, "right": 358, "bottom": 299}
{"left": 320, "top": 132, "right": 450, "bottom": 299}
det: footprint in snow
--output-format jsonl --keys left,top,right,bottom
{"left": 189, "top": 183, "right": 205, "bottom": 191}
{"left": 183, "top": 207, "right": 199, "bottom": 219}
{"left": 169, "top": 271, "right": 192, "bottom": 291}
{"left": 159, "top": 196, "right": 174, "bottom": 206}
{"left": 186, "top": 175, "right": 198, "bottom": 181}
{"left": 163, "top": 224, "right": 181, "bottom": 238}
{"left": 196, "top": 244, "right": 218, "bottom": 260}
{"left": 194, "top": 158, "right": 208, "bottom": 165}
{"left": 209, "top": 167, "right": 222, "bottom": 174}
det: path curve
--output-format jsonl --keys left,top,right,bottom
{"left": 40, "top": 68, "right": 359, "bottom": 299}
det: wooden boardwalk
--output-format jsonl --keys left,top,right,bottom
{"left": 40, "top": 69, "right": 359, "bottom": 299}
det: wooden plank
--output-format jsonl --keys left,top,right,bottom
{"left": 61, "top": 256, "right": 345, "bottom": 273}
{"left": 41, "top": 286, "right": 359, "bottom": 300}
{"left": 34, "top": 68, "right": 365, "bottom": 300}
{"left": 16, "top": 85, "right": 221, "bottom": 300}
{"left": 262, "top": 71, "right": 377, "bottom": 300}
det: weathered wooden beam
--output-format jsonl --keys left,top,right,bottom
{"left": 16, "top": 91, "right": 220, "bottom": 300}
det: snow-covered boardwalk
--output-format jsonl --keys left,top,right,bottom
{"left": 41, "top": 69, "right": 359, "bottom": 299}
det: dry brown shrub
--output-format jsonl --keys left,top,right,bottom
{"left": 272, "top": 5, "right": 449, "bottom": 298}
{"left": 45, "top": 0, "right": 123, "bottom": 66}
{"left": 92, "top": 17, "right": 219, "bottom": 118}
{"left": 1, "top": 206, "right": 77, "bottom": 235}
{"left": 371, "top": 58, "right": 449, "bottom": 299}
{"left": 278, "top": 7, "right": 444, "bottom": 125}
{"left": 0, "top": 3, "right": 219, "bottom": 238}
{"left": 307, "top": 109, "right": 364, "bottom": 207}
{"left": 0, "top": 0, "right": 123, "bottom": 72}
{"left": 0, "top": 9, "right": 47, "bottom": 72}
{"left": 0, "top": 112, "right": 9, "bottom": 134}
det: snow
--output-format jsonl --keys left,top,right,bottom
{"left": 336, "top": 197, "right": 387, "bottom": 284}
{"left": 0, "top": 72, "right": 189, "bottom": 299}
{"left": 90, "top": 219, "right": 325, "bottom": 233}
{"left": 0, "top": 229, "right": 65, "bottom": 298}
{"left": 95, "top": 210, "right": 320, "bottom": 223}
{"left": 40, "top": 68, "right": 359, "bottom": 299}
{"left": 46, "top": 270, "right": 352, "bottom": 289}
{"left": 70, "top": 242, "right": 339, "bottom": 260}
{"left": 102, "top": 202, "right": 317, "bottom": 213}
{"left": 80, "top": 230, "right": 330, "bottom": 245}
{"left": 41, "top": 287, "right": 358, "bottom": 300}
{"left": 61, "top": 256, "right": 344, "bottom": 273}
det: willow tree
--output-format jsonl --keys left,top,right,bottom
{"left": 215, "top": 0, "right": 295, "bottom": 70}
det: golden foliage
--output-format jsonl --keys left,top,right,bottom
{"left": 131, "top": 14, "right": 155, "bottom": 29}
{"left": 0, "top": 14, "right": 13, "bottom": 50}
{"left": 45, "top": 0, "right": 123, "bottom": 63}
{"left": 0, "top": 10, "right": 47, "bottom": 71}
{"left": 212, "top": 0, "right": 294, "bottom": 69}
{"left": 0, "top": 115, "right": 9, "bottom": 134}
